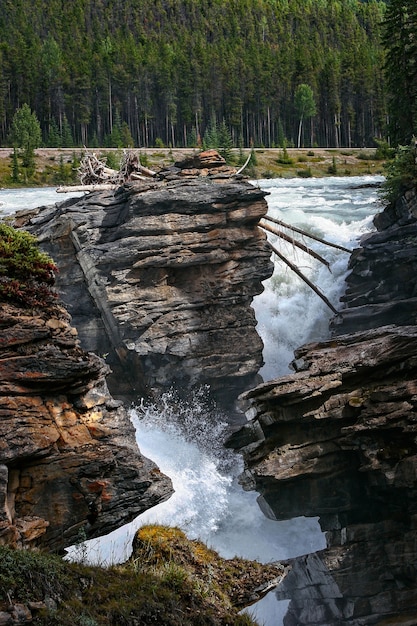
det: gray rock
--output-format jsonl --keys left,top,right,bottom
{"left": 227, "top": 186, "right": 417, "bottom": 624}
{"left": 21, "top": 177, "right": 273, "bottom": 410}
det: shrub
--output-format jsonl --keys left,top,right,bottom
{"left": 381, "top": 143, "right": 417, "bottom": 203}
{"left": 0, "top": 223, "right": 58, "bottom": 307}
{"left": 327, "top": 156, "right": 338, "bottom": 175}
{"left": 276, "top": 146, "right": 294, "bottom": 165}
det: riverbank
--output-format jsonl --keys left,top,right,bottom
{"left": 0, "top": 146, "right": 387, "bottom": 188}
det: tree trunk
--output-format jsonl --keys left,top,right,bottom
{"left": 297, "top": 115, "right": 303, "bottom": 148}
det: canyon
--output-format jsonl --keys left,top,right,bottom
{"left": 227, "top": 186, "right": 417, "bottom": 624}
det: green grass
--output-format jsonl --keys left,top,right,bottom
{"left": 0, "top": 526, "right": 276, "bottom": 626}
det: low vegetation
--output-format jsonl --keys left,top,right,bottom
{"left": 0, "top": 525, "right": 284, "bottom": 625}
{"left": 380, "top": 142, "right": 417, "bottom": 203}
{"left": 0, "top": 146, "right": 388, "bottom": 189}
{"left": 0, "top": 223, "right": 57, "bottom": 307}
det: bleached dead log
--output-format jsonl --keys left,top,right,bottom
{"left": 119, "top": 150, "right": 157, "bottom": 180}
{"left": 266, "top": 239, "right": 339, "bottom": 315}
{"left": 75, "top": 150, "right": 157, "bottom": 189}
{"left": 260, "top": 220, "right": 331, "bottom": 270}
{"left": 130, "top": 173, "right": 154, "bottom": 181}
{"left": 234, "top": 151, "right": 253, "bottom": 176}
{"left": 137, "top": 163, "right": 157, "bottom": 177}
{"left": 57, "top": 184, "right": 119, "bottom": 193}
{"left": 263, "top": 214, "right": 352, "bottom": 253}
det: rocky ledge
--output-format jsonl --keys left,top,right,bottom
{"left": 15, "top": 175, "right": 273, "bottom": 411}
{"left": 227, "top": 185, "right": 417, "bottom": 624}
{"left": 0, "top": 300, "right": 172, "bottom": 553}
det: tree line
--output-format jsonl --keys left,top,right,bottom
{"left": 0, "top": 0, "right": 389, "bottom": 149}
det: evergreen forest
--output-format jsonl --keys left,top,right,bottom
{"left": 0, "top": 0, "right": 391, "bottom": 149}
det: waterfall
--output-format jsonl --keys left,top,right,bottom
{"left": 1, "top": 176, "right": 383, "bottom": 625}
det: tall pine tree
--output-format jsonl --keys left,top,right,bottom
{"left": 383, "top": 0, "right": 417, "bottom": 144}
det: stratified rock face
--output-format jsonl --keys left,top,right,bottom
{"left": 229, "top": 324, "right": 417, "bottom": 520}
{"left": 0, "top": 301, "right": 172, "bottom": 553}
{"left": 332, "top": 186, "right": 417, "bottom": 335}
{"left": 228, "top": 325, "right": 417, "bottom": 624}
{"left": 20, "top": 177, "right": 273, "bottom": 409}
{"left": 227, "top": 188, "right": 417, "bottom": 624}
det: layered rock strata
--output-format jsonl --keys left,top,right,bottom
{"left": 16, "top": 177, "right": 273, "bottom": 409}
{"left": 227, "top": 186, "right": 417, "bottom": 624}
{"left": 229, "top": 325, "right": 417, "bottom": 624}
{"left": 0, "top": 301, "right": 172, "bottom": 553}
{"left": 332, "top": 186, "right": 417, "bottom": 334}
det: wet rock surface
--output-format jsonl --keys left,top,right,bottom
{"left": 228, "top": 187, "right": 417, "bottom": 624}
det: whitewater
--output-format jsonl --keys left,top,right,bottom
{"left": 0, "top": 176, "right": 384, "bottom": 624}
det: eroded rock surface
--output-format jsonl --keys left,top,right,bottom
{"left": 16, "top": 176, "right": 273, "bottom": 410}
{"left": 0, "top": 301, "right": 172, "bottom": 552}
{"left": 227, "top": 187, "right": 417, "bottom": 624}
{"left": 332, "top": 186, "right": 417, "bottom": 334}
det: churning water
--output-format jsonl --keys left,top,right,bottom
{"left": 1, "top": 176, "right": 384, "bottom": 625}
{"left": 254, "top": 176, "right": 384, "bottom": 380}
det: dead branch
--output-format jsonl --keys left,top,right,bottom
{"left": 260, "top": 221, "right": 331, "bottom": 270}
{"left": 266, "top": 239, "right": 339, "bottom": 315}
{"left": 262, "top": 214, "right": 352, "bottom": 253}
{"left": 235, "top": 151, "right": 253, "bottom": 176}
{"left": 74, "top": 150, "right": 157, "bottom": 189}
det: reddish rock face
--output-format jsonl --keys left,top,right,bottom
{"left": 0, "top": 302, "right": 173, "bottom": 552}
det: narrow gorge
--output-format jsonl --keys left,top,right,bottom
{"left": 4, "top": 163, "right": 417, "bottom": 624}
{"left": 227, "top": 186, "right": 417, "bottom": 624}
{"left": 3, "top": 155, "right": 274, "bottom": 552}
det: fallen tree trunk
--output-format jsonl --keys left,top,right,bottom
{"left": 266, "top": 239, "right": 339, "bottom": 315}
{"left": 260, "top": 220, "right": 331, "bottom": 270}
{"left": 57, "top": 184, "right": 119, "bottom": 193}
{"left": 262, "top": 214, "right": 352, "bottom": 253}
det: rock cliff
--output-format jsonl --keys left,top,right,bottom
{"left": 227, "top": 186, "right": 417, "bottom": 624}
{"left": 0, "top": 300, "right": 172, "bottom": 553}
{"left": 16, "top": 176, "right": 273, "bottom": 411}
{"left": 332, "top": 186, "right": 417, "bottom": 334}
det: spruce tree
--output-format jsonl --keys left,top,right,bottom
{"left": 10, "top": 104, "right": 42, "bottom": 176}
{"left": 383, "top": 0, "right": 417, "bottom": 144}
{"left": 294, "top": 84, "right": 316, "bottom": 148}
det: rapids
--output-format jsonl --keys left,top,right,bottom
{"left": 0, "top": 176, "right": 384, "bottom": 625}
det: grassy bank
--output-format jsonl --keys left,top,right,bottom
{"left": 0, "top": 146, "right": 386, "bottom": 189}
{"left": 0, "top": 525, "right": 283, "bottom": 625}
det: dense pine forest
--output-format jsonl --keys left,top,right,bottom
{"left": 0, "top": 0, "right": 388, "bottom": 149}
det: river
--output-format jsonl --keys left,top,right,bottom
{"left": 0, "top": 176, "right": 384, "bottom": 625}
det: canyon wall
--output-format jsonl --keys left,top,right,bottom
{"left": 227, "top": 186, "right": 417, "bottom": 624}
{"left": 0, "top": 300, "right": 172, "bottom": 553}
{"left": 17, "top": 176, "right": 273, "bottom": 412}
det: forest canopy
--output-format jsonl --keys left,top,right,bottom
{"left": 0, "top": 0, "right": 387, "bottom": 149}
